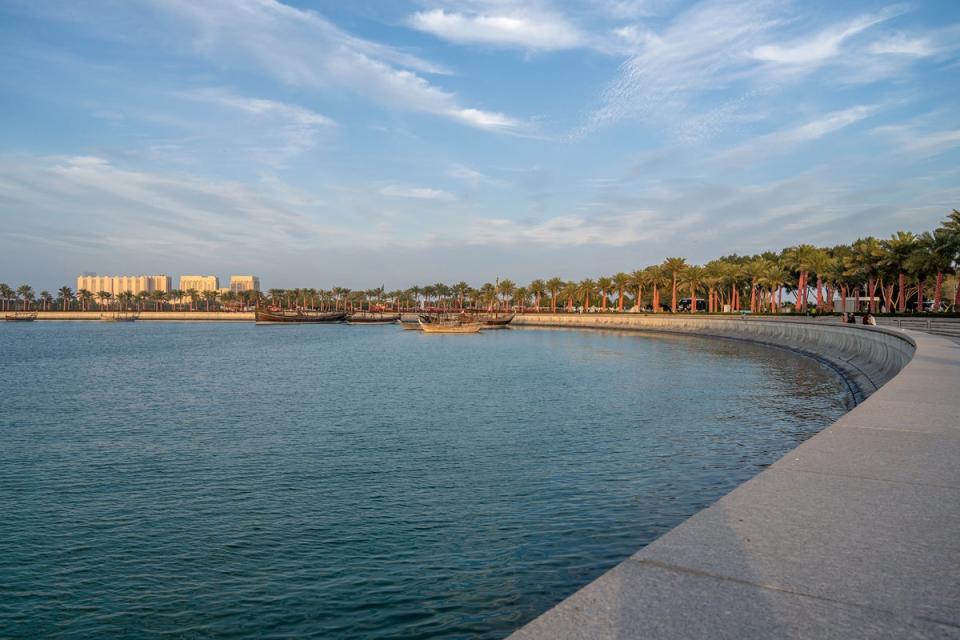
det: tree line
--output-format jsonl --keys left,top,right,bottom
{"left": 3, "top": 210, "right": 959, "bottom": 315}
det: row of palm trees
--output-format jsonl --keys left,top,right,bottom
{"left": 4, "top": 210, "right": 959, "bottom": 315}
{"left": 0, "top": 285, "right": 264, "bottom": 312}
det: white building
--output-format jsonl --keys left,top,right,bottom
{"left": 76, "top": 274, "right": 171, "bottom": 296}
{"left": 230, "top": 275, "right": 260, "bottom": 292}
{"left": 178, "top": 275, "right": 219, "bottom": 292}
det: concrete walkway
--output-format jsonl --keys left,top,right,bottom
{"left": 509, "top": 328, "right": 960, "bottom": 639}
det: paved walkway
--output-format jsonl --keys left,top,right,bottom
{"left": 510, "top": 329, "right": 960, "bottom": 639}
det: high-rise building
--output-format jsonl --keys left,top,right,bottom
{"left": 76, "top": 274, "right": 171, "bottom": 295}
{"left": 178, "top": 275, "right": 219, "bottom": 292}
{"left": 230, "top": 275, "right": 260, "bottom": 292}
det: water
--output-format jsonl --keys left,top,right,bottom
{"left": 0, "top": 322, "right": 851, "bottom": 639}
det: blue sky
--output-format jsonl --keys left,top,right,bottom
{"left": 1, "top": 0, "right": 958, "bottom": 291}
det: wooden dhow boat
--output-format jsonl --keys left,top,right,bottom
{"left": 474, "top": 312, "right": 515, "bottom": 329}
{"left": 418, "top": 318, "right": 481, "bottom": 334}
{"left": 255, "top": 309, "right": 347, "bottom": 324}
{"left": 347, "top": 312, "right": 400, "bottom": 325}
{"left": 4, "top": 311, "right": 38, "bottom": 322}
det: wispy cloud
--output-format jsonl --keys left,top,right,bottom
{"left": 873, "top": 119, "right": 960, "bottom": 158}
{"left": 141, "top": 0, "right": 518, "bottom": 131}
{"left": 448, "top": 164, "right": 505, "bottom": 187}
{"left": 380, "top": 184, "right": 455, "bottom": 201}
{"left": 579, "top": 0, "right": 908, "bottom": 136}
{"left": 750, "top": 9, "right": 900, "bottom": 66}
{"left": 408, "top": 7, "right": 583, "bottom": 51}
{"left": 175, "top": 87, "right": 336, "bottom": 164}
{"left": 717, "top": 105, "right": 879, "bottom": 164}
{"left": 0, "top": 155, "right": 342, "bottom": 256}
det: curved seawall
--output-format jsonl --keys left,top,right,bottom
{"left": 509, "top": 314, "right": 960, "bottom": 639}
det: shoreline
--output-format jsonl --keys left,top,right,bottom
{"left": 508, "top": 314, "right": 959, "bottom": 639}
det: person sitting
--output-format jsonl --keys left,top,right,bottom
{"left": 862, "top": 312, "right": 876, "bottom": 326}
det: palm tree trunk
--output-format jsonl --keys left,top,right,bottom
{"left": 934, "top": 271, "right": 944, "bottom": 310}
{"left": 867, "top": 277, "right": 875, "bottom": 313}
{"left": 671, "top": 276, "right": 677, "bottom": 313}
{"left": 917, "top": 279, "right": 925, "bottom": 311}
{"left": 617, "top": 288, "right": 624, "bottom": 311}
{"left": 898, "top": 272, "right": 906, "bottom": 312}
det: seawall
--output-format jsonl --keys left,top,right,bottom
{"left": 22, "top": 311, "right": 254, "bottom": 321}
{"left": 509, "top": 313, "right": 960, "bottom": 639}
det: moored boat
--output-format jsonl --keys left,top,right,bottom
{"left": 418, "top": 318, "right": 481, "bottom": 334}
{"left": 347, "top": 312, "right": 400, "bottom": 324}
{"left": 475, "top": 312, "right": 515, "bottom": 329}
{"left": 255, "top": 309, "right": 347, "bottom": 324}
{"left": 4, "top": 311, "right": 38, "bottom": 322}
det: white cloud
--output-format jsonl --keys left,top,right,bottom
{"left": 751, "top": 10, "right": 899, "bottom": 65}
{"left": 868, "top": 34, "right": 936, "bottom": 57}
{"left": 468, "top": 210, "right": 700, "bottom": 246}
{"left": 0, "top": 155, "right": 343, "bottom": 256}
{"left": 716, "top": 105, "right": 878, "bottom": 164}
{"left": 448, "top": 164, "right": 504, "bottom": 187}
{"left": 873, "top": 123, "right": 960, "bottom": 158}
{"left": 141, "top": 0, "right": 518, "bottom": 131}
{"left": 174, "top": 88, "right": 336, "bottom": 164}
{"left": 380, "top": 184, "right": 455, "bottom": 201}
{"left": 579, "top": 0, "right": 909, "bottom": 136}
{"left": 408, "top": 8, "right": 583, "bottom": 51}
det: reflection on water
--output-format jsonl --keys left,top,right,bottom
{"left": 0, "top": 323, "right": 850, "bottom": 639}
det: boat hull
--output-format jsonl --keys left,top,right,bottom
{"left": 4, "top": 313, "right": 37, "bottom": 322}
{"left": 347, "top": 313, "right": 400, "bottom": 324}
{"left": 255, "top": 310, "right": 347, "bottom": 324}
{"left": 419, "top": 320, "right": 482, "bottom": 334}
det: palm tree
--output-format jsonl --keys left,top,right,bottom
{"left": 0, "top": 283, "right": 12, "bottom": 311}
{"left": 39, "top": 290, "right": 53, "bottom": 311}
{"left": 184, "top": 288, "right": 200, "bottom": 311}
{"left": 808, "top": 250, "right": 836, "bottom": 312}
{"left": 662, "top": 257, "right": 687, "bottom": 313}
{"left": 646, "top": 265, "right": 669, "bottom": 312}
{"left": 546, "top": 277, "right": 564, "bottom": 312}
{"left": 611, "top": 272, "right": 631, "bottom": 311}
{"left": 152, "top": 289, "right": 168, "bottom": 311}
{"left": 596, "top": 276, "right": 614, "bottom": 311}
{"left": 96, "top": 290, "right": 112, "bottom": 310}
{"left": 560, "top": 281, "right": 577, "bottom": 311}
{"left": 577, "top": 278, "right": 596, "bottom": 311}
{"left": 17, "top": 284, "right": 35, "bottom": 310}
{"left": 170, "top": 289, "right": 185, "bottom": 311}
{"left": 628, "top": 269, "right": 645, "bottom": 311}
{"left": 845, "top": 238, "right": 883, "bottom": 313}
{"left": 679, "top": 266, "right": 706, "bottom": 312}
{"left": 528, "top": 279, "right": 547, "bottom": 312}
{"left": 881, "top": 231, "right": 918, "bottom": 312}
{"left": 452, "top": 281, "right": 471, "bottom": 309}
{"left": 77, "top": 289, "right": 93, "bottom": 311}
{"left": 58, "top": 286, "right": 74, "bottom": 311}
{"left": 497, "top": 279, "right": 515, "bottom": 312}
{"left": 204, "top": 290, "right": 218, "bottom": 311}
{"left": 764, "top": 263, "right": 791, "bottom": 313}
{"left": 514, "top": 287, "right": 530, "bottom": 312}
{"left": 918, "top": 228, "right": 956, "bottom": 311}
{"left": 784, "top": 245, "right": 818, "bottom": 313}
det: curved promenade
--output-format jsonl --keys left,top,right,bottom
{"left": 509, "top": 314, "right": 960, "bottom": 639}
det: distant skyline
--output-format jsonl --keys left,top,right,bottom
{"left": 1, "top": 0, "right": 959, "bottom": 292}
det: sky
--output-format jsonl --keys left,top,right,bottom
{"left": 1, "top": 0, "right": 959, "bottom": 292}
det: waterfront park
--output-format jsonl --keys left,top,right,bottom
{"left": 3, "top": 1, "right": 960, "bottom": 639}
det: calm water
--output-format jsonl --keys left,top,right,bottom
{"left": 0, "top": 322, "right": 851, "bottom": 639}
